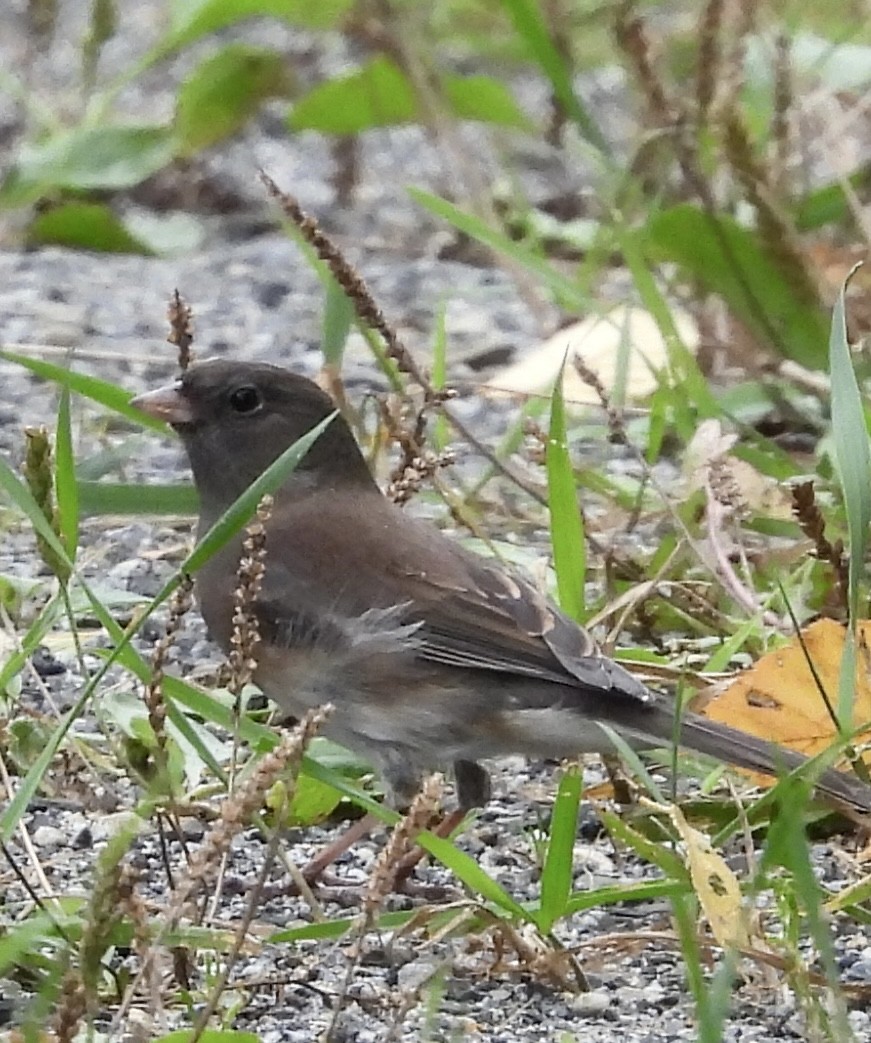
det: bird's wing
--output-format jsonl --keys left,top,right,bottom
{"left": 252, "top": 492, "right": 653, "bottom": 706}
{"left": 392, "top": 547, "right": 653, "bottom": 704}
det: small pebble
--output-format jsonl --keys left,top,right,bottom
{"left": 569, "top": 989, "right": 611, "bottom": 1015}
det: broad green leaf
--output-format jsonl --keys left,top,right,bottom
{"left": 167, "top": 0, "right": 351, "bottom": 47}
{"left": 286, "top": 773, "right": 342, "bottom": 825}
{"left": 647, "top": 204, "right": 829, "bottom": 369}
{"left": 3, "top": 124, "right": 175, "bottom": 197}
{"left": 29, "top": 202, "right": 152, "bottom": 254}
{"left": 155, "top": 1030, "right": 260, "bottom": 1043}
{"left": 289, "top": 56, "right": 416, "bottom": 134}
{"left": 546, "top": 360, "right": 585, "bottom": 620}
{"left": 175, "top": 44, "right": 292, "bottom": 155}
{"left": 443, "top": 74, "right": 531, "bottom": 129}
{"left": 794, "top": 165, "right": 871, "bottom": 231}
{"left": 291, "top": 58, "right": 531, "bottom": 135}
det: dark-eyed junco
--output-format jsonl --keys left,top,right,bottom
{"left": 131, "top": 360, "right": 871, "bottom": 816}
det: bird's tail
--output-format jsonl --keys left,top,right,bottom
{"left": 636, "top": 704, "right": 871, "bottom": 816}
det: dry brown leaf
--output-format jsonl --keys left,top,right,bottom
{"left": 697, "top": 618, "right": 871, "bottom": 781}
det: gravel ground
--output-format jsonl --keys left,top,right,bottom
{"left": 2, "top": 6, "right": 870, "bottom": 1042}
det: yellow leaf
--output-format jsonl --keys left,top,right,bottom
{"left": 666, "top": 803, "right": 751, "bottom": 949}
{"left": 697, "top": 619, "right": 871, "bottom": 782}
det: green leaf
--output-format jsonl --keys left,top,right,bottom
{"left": 419, "top": 832, "right": 531, "bottom": 921}
{"left": 290, "top": 59, "right": 530, "bottom": 136}
{"left": 794, "top": 165, "right": 871, "bottom": 231}
{"left": 443, "top": 74, "right": 530, "bottom": 129}
{"left": 647, "top": 204, "right": 829, "bottom": 369}
{"left": 175, "top": 44, "right": 291, "bottom": 156}
{"left": 0, "top": 457, "right": 74, "bottom": 579}
{"left": 167, "top": 0, "right": 352, "bottom": 47}
{"left": 78, "top": 480, "right": 198, "bottom": 517}
{"left": 289, "top": 56, "right": 416, "bottom": 134}
{"left": 600, "top": 809, "right": 689, "bottom": 881}
{"left": 0, "top": 349, "right": 167, "bottom": 431}
{"left": 546, "top": 360, "right": 585, "bottom": 620}
{"left": 286, "top": 773, "right": 342, "bottom": 825}
{"left": 1, "top": 124, "right": 175, "bottom": 200}
{"left": 616, "top": 220, "right": 718, "bottom": 417}
{"left": 761, "top": 773, "right": 848, "bottom": 1029}
{"left": 0, "top": 593, "right": 63, "bottom": 699}
{"left": 29, "top": 202, "right": 152, "bottom": 254}
{"left": 536, "top": 765, "right": 582, "bottom": 933}
{"left": 82, "top": 0, "right": 117, "bottom": 90}
{"left": 155, "top": 1030, "right": 260, "bottom": 1043}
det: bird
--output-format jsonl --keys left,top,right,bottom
{"left": 130, "top": 359, "right": 871, "bottom": 821}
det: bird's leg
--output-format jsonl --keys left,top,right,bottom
{"left": 602, "top": 753, "right": 636, "bottom": 805}
{"left": 391, "top": 806, "right": 468, "bottom": 886}
{"left": 298, "top": 812, "right": 379, "bottom": 883}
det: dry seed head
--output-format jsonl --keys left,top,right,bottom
{"left": 167, "top": 289, "right": 194, "bottom": 371}
{"left": 709, "top": 458, "right": 747, "bottom": 518}
{"left": 53, "top": 969, "right": 87, "bottom": 1043}
{"left": 226, "top": 496, "right": 272, "bottom": 695}
{"left": 185, "top": 705, "right": 333, "bottom": 901}
{"left": 144, "top": 574, "right": 194, "bottom": 760}
{"left": 364, "top": 773, "right": 442, "bottom": 920}
{"left": 23, "top": 425, "right": 70, "bottom": 582}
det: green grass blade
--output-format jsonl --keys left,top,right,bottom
{"left": 499, "top": 0, "right": 609, "bottom": 155}
{"left": 418, "top": 832, "right": 531, "bottom": 921}
{"left": 829, "top": 267, "right": 871, "bottom": 729}
{"left": 409, "top": 189, "right": 589, "bottom": 310}
{"left": 0, "top": 349, "right": 167, "bottom": 431}
{"left": 54, "top": 384, "right": 79, "bottom": 558}
{"left": 537, "top": 764, "right": 581, "bottom": 933}
{"left": 546, "top": 359, "right": 585, "bottom": 620}
{"left": 829, "top": 267, "right": 871, "bottom": 625}
{"left": 321, "top": 274, "right": 354, "bottom": 369}
{"left": 78, "top": 480, "right": 198, "bottom": 516}
{"left": 0, "top": 456, "right": 74, "bottom": 573}
{"left": 0, "top": 592, "right": 64, "bottom": 697}
{"left": 431, "top": 301, "right": 449, "bottom": 451}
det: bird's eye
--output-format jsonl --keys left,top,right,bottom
{"left": 228, "top": 385, "right": 262, "bottom": 414}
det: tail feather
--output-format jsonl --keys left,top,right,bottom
{"left": 652, "top": 707, "right": 871, "bottom": 815}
